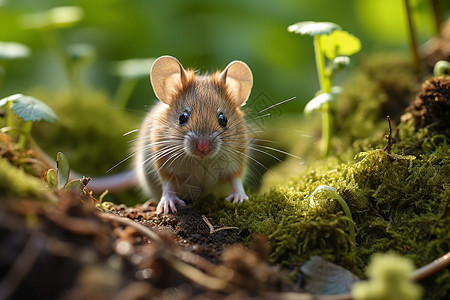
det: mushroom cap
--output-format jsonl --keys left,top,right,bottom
{"left": 288, "top": 21, "right": 341, "bottom": 36}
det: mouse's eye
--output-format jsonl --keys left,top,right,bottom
{"left": 179, "top": 111, "right": 190, "bottom": 125}
{"left": 218, "top": 112, "right": 228, "bottom": 128}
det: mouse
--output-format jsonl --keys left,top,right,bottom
{"left": 135, "top": 55, "right": 253, "bottom": 214}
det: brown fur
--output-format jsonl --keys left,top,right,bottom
{"left": 136, "top": 58, "right": 252, "bottom": 207}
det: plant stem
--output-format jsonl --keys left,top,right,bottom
{"left": 403, "top": 0, "right": 421, "bottom": 72}
{"left": 313, "top": 35, "right": 327, "bottom": 93}
{"left": 322, "top": 102, "right": 332, "bottom": 156}
{"left": 429, "top": 0, "right": 441, "bottom": 36}
{"left": 328, "top": 190, "right": 356, "bottom": 246}
{"left": 313, "top": 35, "right": 332, "bottom": 155}
{"left": 0, "top": 65, "right": 4, "bottom": 90}
{"left": 7, "top": 101, "right": 14, "bottom": 129}
{"left": 114, "top": 78, "right": 137, "bottom": 108}
{"left": 18, "top": 120, "right": 32, "bottom": 149}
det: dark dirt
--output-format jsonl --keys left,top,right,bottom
{"left": 402, "top": 76, "right": 450, "bottom": 137}
{"left": 0, "top": 188, "right": 287, "bottom": 300}
{"left": 107, "top": 201, "right": 245, "bottom": 264}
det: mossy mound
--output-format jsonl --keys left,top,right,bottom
{"left": 197, "top": 66, "right": 449, "bottom": 298}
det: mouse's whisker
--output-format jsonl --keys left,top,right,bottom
{"left": 138, "top": 145, "right": 184, "bottom": 175}
{"left": 252, "top": 144, "right": 303, "bottom": 161}
{"left": 220, "top": 148, "right": 265, "bottom": 180}
{"left": 123, "top": 128, "right": 140, "bottom": 136}
{"left": 154, "top": 147, "right": 185, "bottom": 172}
{"left": 256, "top": 96, "right": 296, "bottom": 114}
{"left": 247, "top": 146, "right": 285, "bottom": 164}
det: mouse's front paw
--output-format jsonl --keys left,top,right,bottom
{"left": 156, "top": 193, "right": 186, "bottom": 214}
{"left": 225, "top": 192, "right": 249, "bottom": 204}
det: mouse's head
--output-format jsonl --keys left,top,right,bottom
{"left": 150, "top": 56, "right": 253, "bottom": 161}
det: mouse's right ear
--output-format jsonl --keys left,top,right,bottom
{"left": 150, "top": 56, "right": 188, "bottom": 105}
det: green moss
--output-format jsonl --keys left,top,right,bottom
{"left": 0, "top": 157, "right": 55, "bottom": 201}
{"left": 200, "top": 124, "right": 449, "bottom": 297}
{"left": 199, "top": 54, "right": 449, "bottom": 298}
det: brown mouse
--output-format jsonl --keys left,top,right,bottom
{"left": 135, "top": 55, "right": 253, "bottom": 214}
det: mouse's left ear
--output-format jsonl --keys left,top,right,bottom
{"left": 219, "top": 61, "right": 253, "bottom": 107}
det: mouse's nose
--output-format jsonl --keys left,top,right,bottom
{"left": 196, "top": 136, "right": 211, "bottom": 154}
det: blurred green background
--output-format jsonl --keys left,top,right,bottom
{"left": 0, "top": 0, "right": 448, "bottom": 189}
{"left": 1, "top": 0, "right": 446, "bottom": 112}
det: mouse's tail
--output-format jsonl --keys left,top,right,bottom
{"left": 85, "top": 170, "right": 138, "bottom": 194}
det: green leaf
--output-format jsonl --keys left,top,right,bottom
{"left": 44, "top": 169, "right": 58, "bottom": 189}
{"left": 65, "top": 179, "right": 84, "bottom": 191}
{"left": 304, "top": 87, "right": 341, "bottom": 114}
{"left": 0, "top": 41, "right": 31, "bottom": 60}
{"left": 320, "top": 30, "right": 361, "bottom": 60}
{"left": 56, "top": 152, "right": 70, "bottom": 188}
{"left": 0, "top": 94, "right": 58, "bottom": 122}
{"left": 332, "top": 56, "right": 350, "bottom": 72}
{"left": 288, "top": 21, "right": 341, "bottom": 36}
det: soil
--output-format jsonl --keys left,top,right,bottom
{"left": 0, "top": 187, "right": 287, "bottom": 300}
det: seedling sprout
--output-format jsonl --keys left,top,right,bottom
{"left": 45, "top": 152, "right": 86, "bottom": 190}
{"left": 289, "top": 21, "right": 361, "bottom": 155}
{"left": 433, "top": 60, "right": 450, "bottom": 76}
{"left": 308, "top": 185, "right": 355, "bottom": 246}
{"left": 0, "top": 94, "right": 58, "bottom": 149}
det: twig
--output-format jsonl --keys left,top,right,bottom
{"left": 383, "top": 115, "right": 394, "bottom": 152}
{"left": 98, "top": 212, "right": 232, "bottom": 292}
{"left": 0, "top": 232, "right": 45, "bottom": 300}
{"left": 265, "top": 291, "right": 352, "bottom": 300}
{"left": 201, "top": 214, "right": 238, "bottom": 234}
{"left": 429, "top": 0, "right": 441, "bottom": 36}
{"left": 46, "top": 211, "right": 106, "bottom": 237}
{"left": 97, "top": 211, "right": 161, "bottom": 243}
{"left": 403, "top": 0, "right": 421, "bottom": 72}
{"left": 411, "top": 251, "right": 450, "bottom": 281}
{"left": 167, "top": 257, "right": 231, "bottom": 292}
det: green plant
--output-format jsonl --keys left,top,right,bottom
{"left": 352, "top": 252, "right": 423, "bottom": 300}
{"left": 433, "top": 60, "right": 450, "bottom": 76}
{"left": 308, "top": 185, "right": 356, "bottom": 246}
{"left": 288, "top": 21, "right": 361, "bottom": 156}
{"left": 0, "top": 94, "right": 58, "bottom": 149}
{"left": 44, "top": 151, "right": 86, "bottom": 190}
